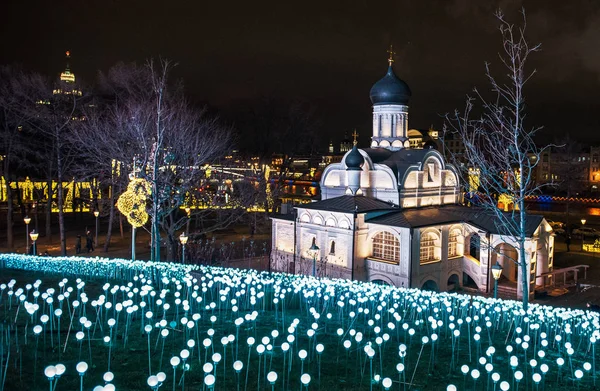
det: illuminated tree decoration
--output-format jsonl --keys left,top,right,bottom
{"left": 117, "top": 178, "right": 151, "bottom": 227}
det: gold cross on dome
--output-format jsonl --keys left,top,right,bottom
{"left": 387, "top": 45, "right": 395, "bottom": 66}
{"left": 352, "top": 129, "right": 359, "bottom": 145}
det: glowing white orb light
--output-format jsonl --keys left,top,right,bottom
{"left": 170, "top": 357, "right": 180, "bottom": 367}
{"left": 383, "top": 377, "right": 393, "bottom": 390}
{"left": 267, "top": 371, "right": 278, "bottom": 384}
{"left": 205, "top": 374, "right": 216, "bottom": 388}
{"left": 233, "top": 360, "right": 243, "bottom": 373}
{"left": 76, "top": 362, "right": 88, "bottom": 375}
{"left": 500, "top": 381, "right": 510, "bottom": 390}
{"left": 45, "top": 366, "right": 56, "bottom": 380}
{"left": 147, "top": 375, "right": 158, "bottom": 387}
{"left": 301, "top": 373, "right": 311, "bottom": 386}
{"left": 447, "top": 385, "right": 457, "bottom": 391}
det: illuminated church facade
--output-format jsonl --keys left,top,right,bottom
{"left": 271, "top": 55, "right": 555, "bottom": 300}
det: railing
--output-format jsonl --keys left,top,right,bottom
{"left": 537, "top": 265, "right": 589, "bottom": 288}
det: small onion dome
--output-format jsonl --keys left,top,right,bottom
{"left": 345, "top": 144, "right": 364, "bottom": 171}
{"left": 369, "top": 65, "right": 411, "bottom": 105}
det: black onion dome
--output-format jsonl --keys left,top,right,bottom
{"left": 346, "top": 144, "right": 365, "bottom": 171}
{"left": 369, "top": 65, "right": 411, "bottom": 105}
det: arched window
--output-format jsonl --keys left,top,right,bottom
{"left": 469, "top": 234, "right": 480, "bottom": 259}
{"left": 448, "top": 228, "right": 463, "bottom": 258}
{"left": 420, "top": 231, "right": 440, "bottom": 264}
{"left": 372, "top": 232, "right": 400, "bottom": 263}
{"left": 330, "top": 241, "right": 336, "bottom": 255}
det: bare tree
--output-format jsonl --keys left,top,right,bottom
{"left": 79, "top": 59, "right": 247, "bottom": 261}
{"left": 20, "top": 74, "right": 83, "bottom": 256}
{"left": 444, "top": 10, "right": 549, "bottom": 309}
{"left": 0, "top": 66, "right": 32, "bottom": 251}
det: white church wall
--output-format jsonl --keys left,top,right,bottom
{"left": 364, "top": 224, "right": 411, "bottom": 288}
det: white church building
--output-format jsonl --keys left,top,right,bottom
{"left": 270, "top": 58, "right": 554, "bottom": 300}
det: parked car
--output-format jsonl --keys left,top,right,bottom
{"left": 547, "top": 220, "right": 566, "bottom": 235}
{"left": 572, "top": 226, "right": 600, "bottom": 238}
{"left": 547, "top": 220, "right": 565, "bottom": 229}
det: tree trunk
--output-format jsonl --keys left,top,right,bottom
{"left": 56, "top": 141, "right": 67, "bottom": 256}
{"left": 103, "top": 179, "right": 116, "bottom": 253}
{"left": 5, "top": 180, "right": 14, "bottom": 251}
{"left": 45, "top": 179, "right": 52, "bottom": 243}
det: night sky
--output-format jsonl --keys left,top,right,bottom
{"left": 2, "top": 0, "right": 600, "bottom": 149}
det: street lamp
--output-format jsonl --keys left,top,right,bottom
{"left": 93, "top": 210, "right": 100, "bottom": 250}
{"left": 24, "top": 216, "right": 31, "bottom": 254}
{"left": 29, "top": 230, "right": 39, "bottom": 256}
{"left": 491, "top": 263, "right": 503, "bottom": 299}
{"left": 179, "top": 232, "right": 189, "bottom": 264}
{"left": 308, "top": 243, "right": 320, "bottom": 277}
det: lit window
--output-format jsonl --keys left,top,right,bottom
{"left": 372, "top": 232, "right": 400, "bottom": 263}
{"left": 420, "top": 232, "right": 440, "bottom": 264}
{"left": 448, "top": 229, "right": 463, "bottom": 258}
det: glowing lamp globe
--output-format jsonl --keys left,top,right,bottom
{"left": 383, "top": 377, "right": 393, "bottom": 390}
{"left": 147, "top": 375, "right": 158, "bottom": 387}
{"left": 76, "top": 362, "right": 88, "bottom": 375}
{"left": 170, "top": 357, "right": 180, "bottom": 367}
{"left": 515, "top": 371, "right": 523, "bottom": 382}
{"left": 301, "top": 374, "right": 311, "bottom": 386}
{"left": 30, "top": 231, "right": 39, "bottom": 242}
{"left": 233, "top": 361, "right": 243, "bottom": 373}
{"left": 55, "top": 364, "right": 66, "bottom": 376}
{"left": 103, "top": 372, "right": 114, "bottom": 382}
{"left": 203, "top": 363, "right": 213, "bottom": 373}
{"left": 491, "top": 263, "right": 503, "bottom": 280}
{"left": 179, "top": 233, "right": 188, "bottom": 245}
{"left": 157, "top": 372, "right": 166, "bottom": 383}
{"left": 44, "top": 366, "right": 56, "bottom": 380}
{"left": 267, "top": 371, "right": 278, "bottom": 384}
{"left": 500, "top": 381, "right": 510, "bottom": 391}
{"left": 447, "top": 386, "right": 457, "bottom": 391}
{"left": 24, "top": 216, "right": 31, "bottom": 225}
{"left": 205, "top": 374, "right": 216, "bottom": 388}
{"left": 94, "top": 210, "right": 100, "bottom": 218}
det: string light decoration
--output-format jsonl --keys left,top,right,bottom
{"left": 117, "top": 178, "right": 151, "bottom": 227}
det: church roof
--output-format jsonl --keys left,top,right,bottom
{"left": 369, "top": 65, "right": 411, "bottom": 106}
{"left": 362, "top": 148, "right": 432, "bottom": 182}
{"left": 367, "top": 204, "right": 544, "bottom": 237}
{"left": 297, "top": 195, "right": 397, "bottom": 214}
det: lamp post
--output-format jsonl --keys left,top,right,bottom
{"left": 308, "top": 243, "right": 320, "bottom": 277}
{"left": 30, "top": 230, "right": 39, "bottom": 256}
{"left": 491, "top": 263, "right": 503, "bottom": 299}
{"left": 93, "top": 210, "right": 100, "bottom": 250}
{"left": 581, "top": 219, "right": 587, "bottom": 249}
{"left": 185, "top": 207, "right": 191, "bottom": 234}
{"left": 24, "top": 216, "right": 31, "bottom": 253}
{"left": 179, "top": 232, "right": 188, "bottom": 264}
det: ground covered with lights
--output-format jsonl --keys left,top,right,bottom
{"left": 0, "top": 255, "right": 598, "bottom": 390}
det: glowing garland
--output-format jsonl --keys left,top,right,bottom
{"left": 117, "top": 178, "right": 151, "bottom": 227}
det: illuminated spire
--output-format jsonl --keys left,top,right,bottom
{"left": 60, "top": 50, "right": 75, "bottom": 83}
{"left": 387, "top": 45, "right": 395, "bottom": 66}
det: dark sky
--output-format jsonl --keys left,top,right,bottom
{"left": 2, "top": 0, "right": 600, "bottom": 148}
